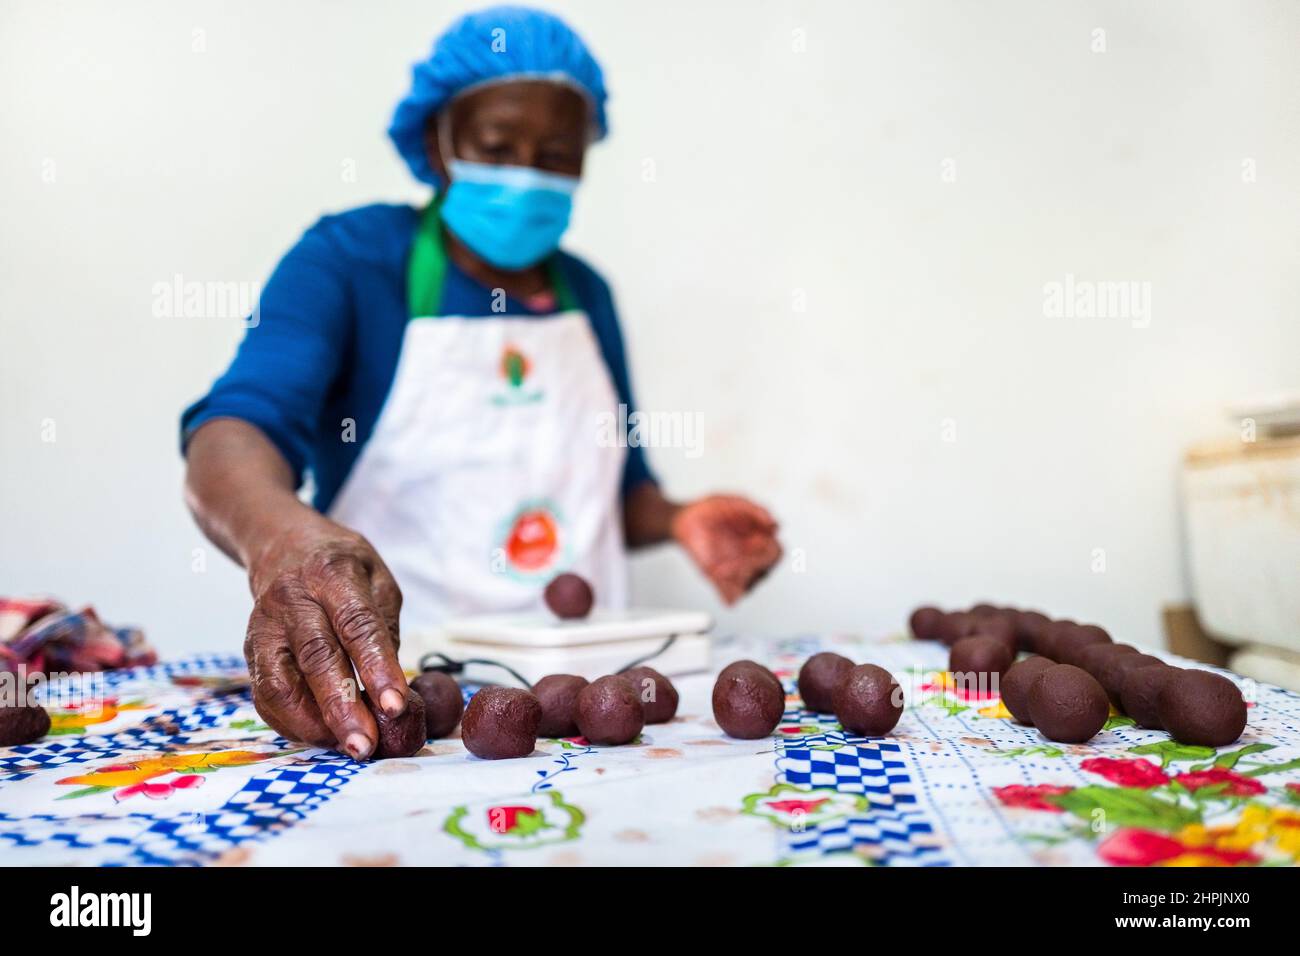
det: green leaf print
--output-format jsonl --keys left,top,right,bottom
{"left": 1127, "top": 740, "right": 1216, "bottom": 768}
{"left": 57, "top": 786, "right": 113, "bottom": 800}
{"left": 1047, "top": 785, "right": 1202, "bottom": 832}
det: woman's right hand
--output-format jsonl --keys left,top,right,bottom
{"left": 243, "top": 511, "right": 408, "bottom": 761}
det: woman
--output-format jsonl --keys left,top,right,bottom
{"left": 181, "top": 7, "right": 781, "bottom": 761}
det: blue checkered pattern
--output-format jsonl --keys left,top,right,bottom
{"left": 112, "top": 753, "right": 365, "bottom": 866}
{"left": 0, "top": 751, "right": 366, "bottom": 866}
{"left": 0, "top": 655, "right": 369, "bottom": 865}
{"left": 773, "top": 691, "right": 948, "bottom": 866}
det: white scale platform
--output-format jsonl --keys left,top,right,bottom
{"left": 426, "top": 608, "right": 714, "bottom": 684}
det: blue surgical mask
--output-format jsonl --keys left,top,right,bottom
{"left": 440, "top": 159, "right": 578, "bottom": 271}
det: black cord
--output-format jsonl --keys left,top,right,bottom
{"left": 420, "top": 632, "right": 681, "bottom": 688}
{"left": 615, "top": 633, "right": 678, "bottom": 673}
{"left": 418, "top": 651, "right": 533, "bottom": 689}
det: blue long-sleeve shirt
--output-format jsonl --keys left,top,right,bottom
{"left": 180, "top": 203, "right": 654, "bottom": 512}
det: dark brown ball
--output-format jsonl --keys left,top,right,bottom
{"left": 949, "top": 636, "right": 1014, "bottom": 688}
{"left": 1121, "top": 665, "right": 1181, "bottom": 729}
{"left": 543, "top": 572, "right": 594, "bottom": 619}
{"left": 797, "top": 652, "right": 854, "bottom": 713}
{"left": 935, "top": 612, "right": 976, "bottom": 647}
{"left": 967, "top": 614, "right": 1018, "bottom": 657}
{"left": 1055, "top": 625, "right": 1113, "bottom": 667}
{"left": 620, "top": 666, "right": 679, "bottom": 724}
{"left": 1158, "top": 670, "right": 1247, "bottom": 747}
{"left": 1076, "top": 642, "right": 1138, "bottom": 679}
{"left": 531, "top": 674, "right": 589, "bottom": 737}
{"left": 1037, "top": 619, "right": 1078, "bottom": 660}
{"left": 1026, "top": 664, "right": 1109, "bottom": 743}
{"left": 712, "top": 660, "right": 785, "bottom": 739}
{"left": 0, "top": 700, "right": 50, "bottom": 747}
{"left": 409, "top": 671, "right": 464, "bottom": 739}
{"left": 909, "top": 606, "right": 944, "bottom": 641}
{"left": 832, "top": 664, "right": 903, "bottom": 737}
{"left": 576, "top": 675, "right": 645, "bottom": 745}
{"left": 363, "top": 688, "right": 427, "bottom": 759}
{"left": 1014, "top": 610, "right": 1052, "bottom": 654}
{"left": 970, "top": 602, "right": 1004, "bottom": 617}
{"left": 1096, "top": 653, "right": 1165, "bottom": 708}
{"left": 1000, "top": 656, "right": 1054, "bottom": 725}
{"left": 462, "top": 687, "right": 542, "bottom": 759}
{"left": 1077, "top": 623, "right": 1112, "bottom": 644}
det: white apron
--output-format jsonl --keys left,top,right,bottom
{"left": 328, "top": 209, "right": 628, "bottom": 633}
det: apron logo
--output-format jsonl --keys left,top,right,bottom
{"left": 495, "top": 502, "right": 567, "bottom": 580}
{"left": 492, "top": 344, "right": 544, "bottom": 406}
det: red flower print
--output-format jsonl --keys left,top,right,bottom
{"left": 993, "top": 784, "right": 1073, "bottom": 812}
{"left": 1098, "top": 828, "right": 1259, "bottom": 867}
{"left": 1174, "top": 768, "right": 1266, "bottom": 797}
{"left": 1098, "top": 828, "right": 1186, "bottom": 866}
{"left": 486, "top": 805, "right": 549, "bottom": 836}
{"left": 767, "top": 798, "right": 830, "bottom": 815}
{"left": 114, "top": 774, "right": 204, "bottom": 803}
{"left": 1080, "top": 757, "right": 1170, "bottom": 789}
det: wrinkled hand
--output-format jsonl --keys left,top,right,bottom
{"left": 244, "top": 512, "right": 406, "bottom": 761}
{"left": 672, "top": 494, "right": 781, "bottom": 605}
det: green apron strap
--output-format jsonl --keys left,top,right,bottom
{"left": 547, "top": 260, "right": 579, "bottom": 312}
{"left": 406, "top": 200, "right": 447, "bottom": 319}
{"left": 407, "top": 199, "right": 580, "bottom": 319}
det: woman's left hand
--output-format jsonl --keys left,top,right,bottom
{"left": 672, "top": 494, "right": 782, "bottom": 605}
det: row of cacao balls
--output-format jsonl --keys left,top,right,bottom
{"left": 373, "top": 655, "right": 908, "bottom": 760}
{"left": 366, "top": 667, "right": 681, "bottom": 760}
{"left": 909, "top": 604, "right": 1248, "bottom": 746}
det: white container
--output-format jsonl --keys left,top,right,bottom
{"left": 1182, "top": 435, "right": 1300, "bottom": 653}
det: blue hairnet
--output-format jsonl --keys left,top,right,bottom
{"left": 389, "top": 5, "right": 608, "bottom": 186}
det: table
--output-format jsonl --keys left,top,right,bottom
{"left": 3, "top": 635, "right": 1298, "bottom": 866}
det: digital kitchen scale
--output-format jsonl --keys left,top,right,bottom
{"left": 424, "top": 608, "right": 714, "bottom": 685}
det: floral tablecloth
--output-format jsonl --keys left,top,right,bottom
{"left": 3, "top": 635, "right": 1299, "bottom": 867}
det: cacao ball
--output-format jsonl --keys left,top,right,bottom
{"left": 934, "top": 612, "right": 977, "bottom": 647}
{"left": 1076, "top": 642, "right": 1138, "bottom": 679}
{"left": 796, "top": 651, "right": 854, "bottom": 713}
{"left": 967, "top": 614, "right": 1018, "bottom": 657}
{"left": 543, "top": 572, "right": 594, "bottom": 619}
{"left": 363, "top": 688, "right": 427, "bottom": 759}
{"left": 970, "top": 603, "right": 1004, "bottom": 617}
{"left": 0, "top": 700, "right": 50, "bottom": 747}
{"left": 1000, "top": 656, "right": 1054, "bottom": 725}
{"left": 620, "top": 666, "right": 679, "bottom": 724}
{"left": 576, "top": 675, "right": 645, "bottom": 745}
{"left": 531, "top": 674, "right": 589, "bottom": 737}
{"left": 1055, "top": 625, "right": 1113, "bottom": 668}
{"left": 1158, "top": 669, "right": 1247, "bottom": 747}
{"left": 1014, "top": 610, "right": 1052, "bottom": 654}
{"left": 1096, "top": 652, "right": 1165, "bottom": 708}
{"left": 949, "top": 636, "right": 1014, "bottom": 688}
{"left": 462, "top": 687, "right": 542, "bottom": 759}
{"left": 909, "top": 606, "right": 945, "bottom": 641}
{"left": 712, "top": 660, "right": 785, "bottom": 739}
{"left": 832, "top": 663, "right": 903, "bottom": 737}
{"left": 410, "top": 671, "right": 464, "bottom": 739}
{"left": 1038, "top": 619, "right": 1079, "bottom": 661}
{"left": 1120, "top": 664, "right": 1181, "bottom": 730}
{"left": 1026, "top": 664, "right": 1109, "bottom": 743}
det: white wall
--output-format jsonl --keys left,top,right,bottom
{"left": 2, "top": 0, "right": 1297, "bottom": 659}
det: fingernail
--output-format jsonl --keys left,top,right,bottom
{"left": 345, "top": 733, "right": 372, "bottom": 760}
{"left": 380, "top": 688, "right": 407, "bottom": 717}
